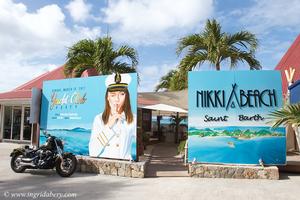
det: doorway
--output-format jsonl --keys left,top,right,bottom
{"left": 2, "top": 105, "right": 32, "bottom": 141}
{"left": 12, "top": 107, "right": 22, "bottom": 140}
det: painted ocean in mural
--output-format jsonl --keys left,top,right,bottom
{"left": 40, "top": 128, "right": 91, "bottom": 156}
{"left": 188, "top": 126, "right": 286, "bottom": 164}
{"left": 39, "top": 128, "right": 137, "bottom": 160}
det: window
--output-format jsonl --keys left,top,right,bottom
{"left": 3, "top": 106, "right": 12, "bottom": 139}
{"left": 12, "top": 107, "right": 22, "bottom": 140}
{"left": 23, "top": 107, "right": 32, "bottom": 140}
{"left": 2, "top": 105, "right": 32, "bottom": 141}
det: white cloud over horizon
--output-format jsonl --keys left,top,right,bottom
{"left": 102, "top": 0, "right": 214, "bottom": 45}
{"left": 0, "top": 0, "right": 101, "bottom": 92}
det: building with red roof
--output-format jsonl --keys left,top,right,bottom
{"left": 0, "top": 66, "right": 65, "bottom": 142}
{"left": 275, "top": 34, "right": 300, "bottom": 96}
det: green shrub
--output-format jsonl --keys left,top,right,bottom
{"left": 177, "top": 140, "right": 186, "bottom": 154}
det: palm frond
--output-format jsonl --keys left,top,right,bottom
{"left": 227, "top": 31, "right": 258, "bottom": 51}
{"left": 179, "top": 52, "right": 207, "bottom": 71}
{"left": 155, "top": 70, "right": 177, "bottom": 91}
{"left": 65, "top": 36, "right": 139, "bottom": 76}
{"left": 269, "top": 103, "right": 300, "bottom": 128}
{"left": 176, "top": 34, "right": 203, "bottom": 55}
{"left": 176, "top": 18, "right": 260, "bottom": 71}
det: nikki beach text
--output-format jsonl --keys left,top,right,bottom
{"left": 196, "top": 84, "right": 277, "bottom": 110}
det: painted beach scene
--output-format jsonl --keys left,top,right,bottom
{"left": 188, "top": 71, "right": 286, "bottom": 165}
{"left": 188, "top": 126, "right": 286, "bottom": 165}
{"left": 40, "top": 128, "right": 91, "bottom": 156}
{"left": 39, "top": 128, "right": 137, "bottom": 160}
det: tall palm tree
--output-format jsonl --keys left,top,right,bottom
{"left": 64, "top": 37, "right": 138, "bottom": 77}
{"left": 269, "top": 103, "right": 300, "bottom": 128}
{"left": 177, "top": 19, "right": 261, "bottom": 71}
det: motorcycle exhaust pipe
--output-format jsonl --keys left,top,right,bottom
{"left": 21, "top": 157, "right": 38, "bottom": 163}
{"left": 19, "top": 162, "right": 36, "bottom": 167}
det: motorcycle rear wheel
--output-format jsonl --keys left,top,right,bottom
{"left": 56, "top": 154, "right": 77, "bottom": 177}
{"left": 11, "top": 154, "right": 26, "bottom": 173}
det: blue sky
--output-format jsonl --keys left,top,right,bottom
{"left": 1, "top": 0, "right": 300, "bottom": 92}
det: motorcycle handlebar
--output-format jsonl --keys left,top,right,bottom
{"left": 42, "top": 130, "right": 51, "bottom": 137}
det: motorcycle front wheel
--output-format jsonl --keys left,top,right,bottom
{"left": 11, "top": 154, "right": 26, "bottom": 173}
{"left": 56, "top": 154, "right": 77, "bottom": 177}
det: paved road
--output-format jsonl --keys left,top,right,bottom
{"left": 1, "top": 143, "right": 300, "bottom": 200}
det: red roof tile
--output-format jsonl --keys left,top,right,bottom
{"left": 275, "top": 35, "right": 300, "bottom": 96}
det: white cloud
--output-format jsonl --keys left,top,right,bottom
{"left": 138, "top": 63, "right": 177, "bottom": 92}
{"left": 220, "top": 0, "right": 300, "bottom": 69}
{"left": 102, "top": 0, "right": 214, "bottom": 45}
{"left": 236, "top": 0, "right": 300, "bottom": 34}
{"left": 0, "top": 56, "right": 59, "bottom": 92}
{"left": 65, "top": 0, "right": 92, "bottom": 23}
{"left": 0, "top": 0, "right": 101, "bottom": 92}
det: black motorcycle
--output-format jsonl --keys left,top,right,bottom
{"left": 10, "top": 131, "right": 77, "bottom": 177}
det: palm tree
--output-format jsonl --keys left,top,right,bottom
{"left": 155, "top": 70, "right": 176, "bottom": 91}
{"left": 64, "top": 37, "right": 138, "bottom": 77}
{"left": 170, "top": 114, "right": 185, "bottom": 143}
{"left": 169, "top": 69, "right": 188, "bottom": 91}
{"left": 269, "top": 103, "right": 300, "bottom": 128}
{"left": 155, "top": 69, "right": 188, "bottom": 91}
{"left": 177, "top": 19, "right": 261, "bottom": 71}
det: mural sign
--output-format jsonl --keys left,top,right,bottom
{"left": 188, "top": 71, "right": 286, "bottom": 165}
{"left": 40, "top": 73, "right": 137, "bottom": 161}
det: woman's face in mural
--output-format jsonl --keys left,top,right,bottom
{"left": 107, "top": 91, "right": 126, "bottom": 114}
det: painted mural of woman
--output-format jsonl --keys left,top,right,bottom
{"left": 89, "top": 73, "right": 136, "bottom": 160}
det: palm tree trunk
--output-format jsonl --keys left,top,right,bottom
{"left": 216, "top": 63, "right": 221, "bottom": 71}
{"left": 175, "top": 112, "right": 179, "bottom": 143}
